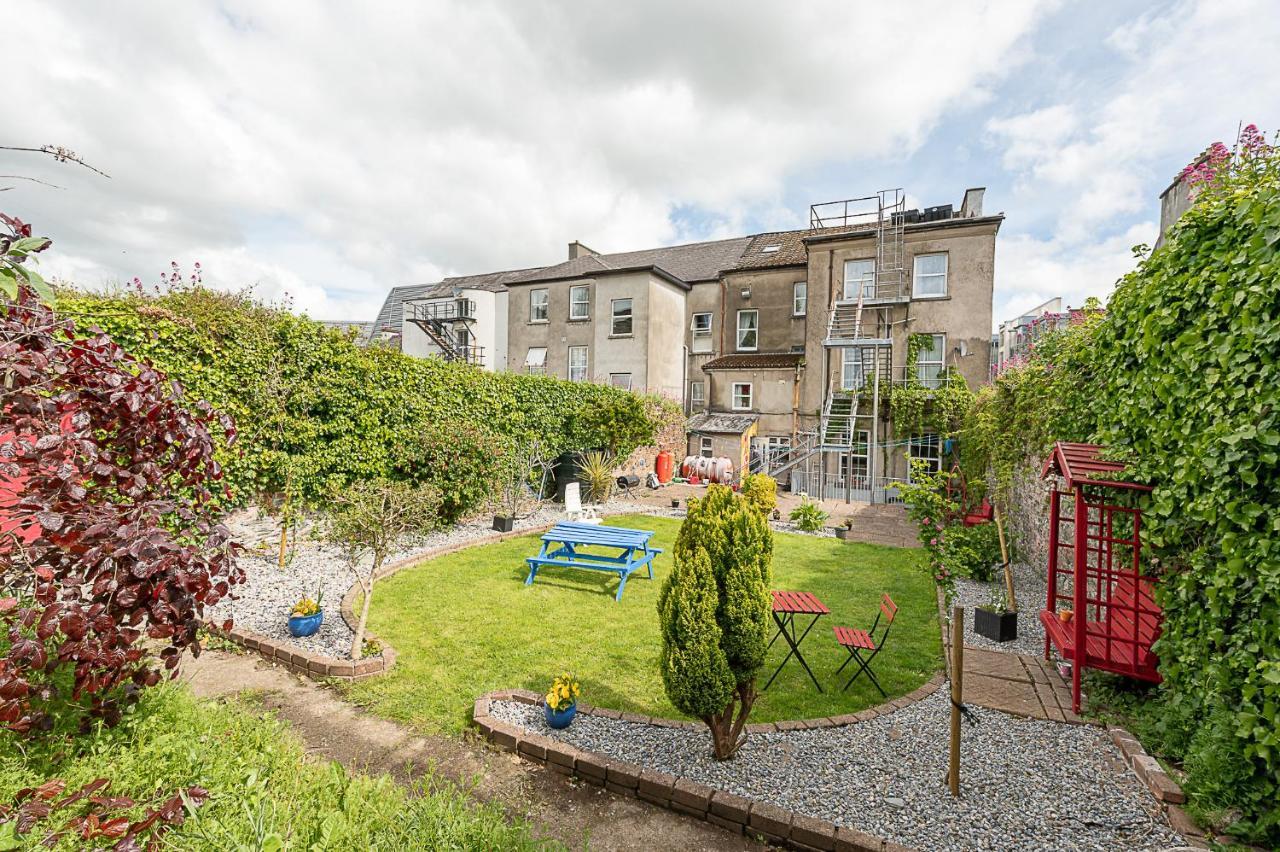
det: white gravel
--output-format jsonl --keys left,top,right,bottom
{"left": 490, "top": 691, "right": 1183, "bottom": 852}
{"left": 954, "top": 560, "right": 1049, "bottom": 657}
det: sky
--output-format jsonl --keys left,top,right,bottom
{"left": 6, "top": 0, "right": 1280, "bottom": 328}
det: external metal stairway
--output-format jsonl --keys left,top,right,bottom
{"left": 405, "top": 298, "right": 485, "bottom": 365}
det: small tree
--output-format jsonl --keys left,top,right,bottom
{"left": 321, "top": 479, "right": 440, "bottom": 659}
{"left": 739, "top": 473, "right": 778, "bottom": 519}
{"left": 659, "top": 485, "right": 772, "bottom": 759}
{"left": 392, "top": 419, "right": 508, "bottom": 524}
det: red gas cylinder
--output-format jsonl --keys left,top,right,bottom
{"left": 655, "top": 451, "right": 674, "bottom": 484}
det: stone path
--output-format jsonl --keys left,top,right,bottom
{"left": 181, "top": 650, "right": 768, "bottom": 852}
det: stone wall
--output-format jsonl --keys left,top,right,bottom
{"left": 617, "top": 401, "right": 686, "bottom": 480}
{"left": 1004, "top": 455, "right": 1055, "bottom": 573}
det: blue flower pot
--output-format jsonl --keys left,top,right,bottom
{"left": 287, "top": 610, "right": 323, "bottom": 638}
{"left": 544, "top": 701, "right": 576, "bottom": 729}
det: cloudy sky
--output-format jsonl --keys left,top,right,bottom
{"left": 6, "top": 0, "right": 1279, "bottom": 327}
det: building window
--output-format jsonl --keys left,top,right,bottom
{"left": 609, "top": 372, "right": 632, "bottom": 390}
{"left": 530, "top": 289, "right": 548, "bottom": 322}
{"left": 793, "top": 281, "right": 807, "bottom": 316}
{"left": 844, "top": 259, "right": 876, "bottom": 300}
{"left": 912, "top": 253, "right": 948, "bottom": 298}
{"left": 691, "top": 312, "right": 713, "bottom": 353}
{"left": 568, "top": 345, "right": 588, "bottom": 381}
{"left": 765, "top": 436, "right": 791, "bottom": 467}
{"left": 689, "top": 380, "right": 705, "bottom": 411}
{"left": 841, "top": 347, "right": 864, "bottom": 390}
{"left": 908, "top": 435, "right": 941, "bottom": 480}
{"left": 732, "top": 382, "right": 753, "bottom": 410}
{"left": 611, "top": 298, "right": 633, "bottom": 336}
{"left": 569, "top": 285, "right": 590, "bottom": 320}
{"left": 736, "top": 310, "right": 758, "bottom": 351}
{"left": 700, "top": 436, "right": 713, "bottom": 458}
{"left": 524, "top": 346, "right": 547, "bottom": 375}
{"left": 838, "top": 431, "right": 870, "bottom": 486}
{"left": 915, "top": 334, "right": 945, "bottom": 389}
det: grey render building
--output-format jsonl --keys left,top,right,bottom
{"left": 372, "top": 187, "right": 1002, "bottom": 501}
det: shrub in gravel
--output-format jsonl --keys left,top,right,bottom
{"left": 393, "top": 419, "right": 510, "bottom": 524}
{"left": 662, "top": 486, "right": 773, "bottom": 759}
{"left": 657, "top": 549, "right": 735, "bottom": 719}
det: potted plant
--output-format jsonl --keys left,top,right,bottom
{"left": 544, "top": 672, "right": 580, "bottom": 729}
{"left": 671, "top": 497, "right": 680, "bottom": 508}
{"left": 974, "top": 587, "right": 1017, "bottom": 642}
{"left": 287, "top": 590, "right": 324, "bottom": 638}
{"left": 494, "top": 439, "right": 552, "bottom": 533}
{"left": 836, "top": 516, "right": 857, "bottom": 541}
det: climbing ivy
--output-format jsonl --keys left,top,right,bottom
{"left": 56, "top": 287, "right": 672, "bottom": 509}
{"left": 961, "top": 125, "right": 1280, "bottom": 844}
{"left": 889, "top": 333, "right": 974, "bottom": 438}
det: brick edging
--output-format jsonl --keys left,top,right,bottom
{"left": 203, "top": 619, "right": 396, "bottom": 681}
{"left": 472, "top": 679, "right": 944, "bottom": 852}
{"left": 1106, "top": 727, "right": 1206, "bottom": 846}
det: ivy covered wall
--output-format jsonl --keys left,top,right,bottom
{"left": 57, "top": 287, "right": 671, "bottom": 507}
{"left": 961, "top": 127, "right": 1280, "bottom": 843}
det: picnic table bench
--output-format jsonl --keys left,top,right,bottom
{"left": 524, "top": 521, "right": 662, "bottom": 602}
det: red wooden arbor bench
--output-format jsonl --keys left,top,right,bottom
{"left": 1040, "top": 442, "right": 1163, "bottom": 713}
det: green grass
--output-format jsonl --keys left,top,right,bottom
{"left": 0, "top": 686, "right": 555, "bottom": 851}
{"left": 346, "top": 515, "right": 941, "bottom": 734}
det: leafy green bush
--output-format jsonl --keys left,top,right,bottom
{"left": 55, "top": 287, "right": 670, "bottom": 511}
{"left": 939, "top": 522, "right": 1001, "bottom": 583}
{"left": 739, "top": 473, "right": 778, "bottom": 520}
{"left": 393, "top": 419, "right": 510, "bottom": 523}
{"left": 962, "top": 126, "right": 1280, "bottom": 844}
{"left": 662, "top": 486, "right": 773, "bottom": 758}
{"left": 0, "top": 686, "right": 552, "bottom": 850}
{"left": 788, "top": 497, "right": 828, "bottom": 532}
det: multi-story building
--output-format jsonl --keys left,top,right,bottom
{"left": 993, "top": 296, "right": 1063, "bottom": 373}
{"left": 372, "top": 187, "right": 1002, "bottom": 502}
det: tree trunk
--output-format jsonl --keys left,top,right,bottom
{"left": 351, "top": 578, "right": 372, "bottom": 661}
{"left": 705, "top": 680, "right": 758, "bottom": 760}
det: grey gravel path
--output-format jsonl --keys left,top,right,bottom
{"left": 954, "top": 560, "right": 1049, "bottom": 656}
{"left": 489, "top": 691, "right": 1182, "bottom": 852}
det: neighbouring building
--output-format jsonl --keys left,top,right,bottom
{"left": 372, "top": 186, "right": 1002, "bottom": 502}
{"left": 993, "top": 296, "right": 1063, "bottom": 373}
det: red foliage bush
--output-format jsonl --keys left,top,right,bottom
{"left": 0, "top": 281, "right": 243, "bottom": 734}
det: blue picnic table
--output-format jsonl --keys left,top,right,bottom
{"left": 524, "top": 521, "right": 663, "bottom": 602}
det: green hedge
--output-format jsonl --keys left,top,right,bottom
{"left": 962, "top": 143, "right": 1280, "bottom": 842}
{"left": 57, "top": 287, "right": 669, "bottom": 507}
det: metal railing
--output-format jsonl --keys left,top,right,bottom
{"left": 407, "top": 298, "right": 476, "bottom": 323}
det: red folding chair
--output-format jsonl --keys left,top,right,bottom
{"left": 832, "top": 593, "right": 897, "bottom": 696}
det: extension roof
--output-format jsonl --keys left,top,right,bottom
{"left": 701, "top": 352, "right": 805, "bottom": 371}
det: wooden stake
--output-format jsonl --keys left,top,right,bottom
{"left": 994, "top": 506, "right": 1016, "bottom": 611}
{"left": 948, "top": 605, "right": 964, "bottom": 797}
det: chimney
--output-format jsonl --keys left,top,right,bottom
{"left": 960, "top": 187, "right": 985, "bottom": 218}
{"left": 568, "top": 241, "right": 599, "bottom": 260}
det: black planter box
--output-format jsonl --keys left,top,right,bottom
{"left": 492, "top": 515, "right": 515, "bottom": 533}
{"left": 836, "top": 527, "right": 857, "bottom": 541}
{"left": 974, "top": 607, "right": 1018, "bottom": 642}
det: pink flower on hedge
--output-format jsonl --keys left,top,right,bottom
{"left": 929, "top": 538, "right": 938, "bottom": 546}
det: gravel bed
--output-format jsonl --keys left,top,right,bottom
{"left": 209, "top": 499, "right": 680, "bottom": 659}
{"left": 490, "top": 691, "right": 1181, "bottom": 851}
{"left": 953, "top": 560, "right": 1049, "bottom": 656}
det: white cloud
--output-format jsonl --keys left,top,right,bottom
{"left": 985, "top": 0, "right": 1280, "bottom": 324}
{"left": 5, "top": 0, "right": 1052, "bottom": 318}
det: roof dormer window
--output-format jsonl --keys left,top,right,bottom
{"left": 760, "top": 244, "right": 781, "bottom": 253}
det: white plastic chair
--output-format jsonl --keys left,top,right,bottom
{"left": 564, "top": 482, "right": 601, "bottom": 524}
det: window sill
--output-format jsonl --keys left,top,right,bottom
{"left": 608, "top": 333, "right": 634, "bottom": 340}
{"left": 528, "top": 319, "right": 549, "bottom": 325}
{"left": 911, "top": 293, "right": 950, "bottom": 301}
{"left": 567, "top": 317, "right": 591, "bottom": 323}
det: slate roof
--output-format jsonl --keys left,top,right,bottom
{"left": 686, "top": 413, "right": 758, "bottom": 434}
{"left": 733, "top": 224, "right": 876, "bottom": 271}
{"left": 507, "top": 237, "right": 753, "bottom": 286}
{"left": 317, "top": 320, "right": 374, "bottom": 342}
{"left": 701, "top": 352, "right": 805, "bottom": 371}
{"left": 370, "top": 283, "right": 436, "bottom": 336}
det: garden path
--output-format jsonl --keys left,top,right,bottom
{"left": 181, "top": 649, "right": 769, "bottom": 852}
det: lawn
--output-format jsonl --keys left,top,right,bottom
{"left": 345, "top": 515, "right": 941, "bottom": 734}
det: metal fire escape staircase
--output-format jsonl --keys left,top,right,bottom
{"left": 405, "top": 298, "right": 484, "bottom": 365}
{"left": 756, "top": 190, "right": 906, "bottom": 500}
